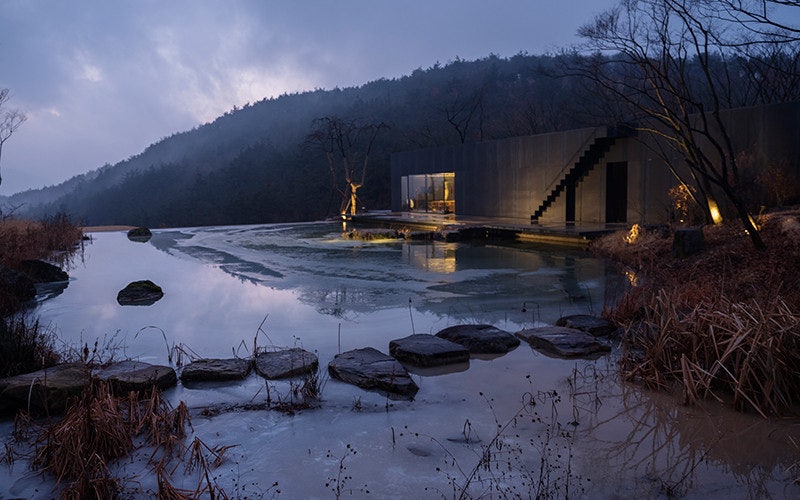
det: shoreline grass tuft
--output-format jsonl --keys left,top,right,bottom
{"left": 594, "top": 209, "right": 800, "bottom": 416}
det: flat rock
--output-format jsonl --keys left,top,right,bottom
{"left": 435, "top": 324, "right": 520, "bottom": 354}
{"left": 555, "top": 315, "right": 616, "bottom": 337}
{"left": 117, "top": 280, "right": 164, "bottom": 306}
{"left": 389, "top": 334, "right": 470, "bottom": 367}
{"left": 0, "top": 362, "right": 88, "bottom": 415}
{"left": 255, "top": 348, "right": 318, "bottom": 379}
{"left": 328, "top": 347, "right": 418, "bottom": 399}
{"left": 96, "top": 360, "right": 177, "bottom": 393}
{"left": 516, "top": 326, "right": 611, "bottom": 359}
{"left": 180, "top": 358, "right": 252, "bottom": 382}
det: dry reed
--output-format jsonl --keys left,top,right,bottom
{"left": 0, "top": 213, "right": 83, "bottom": 316}
{"left": 0, "top": 212, "right": 83, "bottom": 268}
{"left": 29, "top": 376, "right": 223, "bottom": 499}
{"left": 595, "top": 209, "right": 800, "bottom": 416}
{"left": 0, "top": 314, "right": 63, "bottom": 378}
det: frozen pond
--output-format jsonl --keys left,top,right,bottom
{"left": 2, "top": 222, "right": 798, "bottom": 498}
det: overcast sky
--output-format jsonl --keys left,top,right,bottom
{"left": 0, "top": 0, "right": 618, "bottom": 195}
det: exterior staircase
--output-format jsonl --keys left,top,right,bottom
{"left": 530, "top": 126, "right": 633, "bottom": 223}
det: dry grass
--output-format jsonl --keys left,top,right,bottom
{"left": 595, "top": 209, "right": 800, "bottom": 416}
{"left": 26, "top": 377, "right": 232, "bottom": 499}
{"left": 0, "top": 314, "right": 63, "bottom": 378}
{"left": 0, "top": 213, "right": 84, "bottom": 316}
{"left": 0, "top": 213, "right": 83, "bottom": 268}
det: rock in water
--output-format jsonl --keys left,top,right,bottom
{"left": 17, "top": 259, "right": 69, "bottom": 283}
{"left": 181, "top": 358, "right": 252, "bottom": 382}
{"left": 0, "top": 264, "right": 36, "bottom": 303}
{"left": 516, "top": 326, "right": 611, "bottom": 359}
{"left": 0, "top": 362, "right": 88, "bottom": 415}
{"left": 555, "top": 315, "right": 616, "bottom": 337}
{"left": 127, "top": 227, "right": 152, "bottom": 242}
{"left": 328, "top": 347, "right": 418, "bottom": 399}
{"left": 389, "top": 334, "right": 469, "bottom": 367}
{"left": 435, "top": 324, "right": 520, "bottom": 354}
{"left": 96, "top": 360, "right": 177, "bottom": 393}
{"left": 255, "top": 348, "right": 318, "bottom": 379}
{"left": 117, "top": 280, "right": 164, "bottom": 306}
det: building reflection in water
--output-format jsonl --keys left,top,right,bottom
{"left": 402, "top": 242, "right": 456, "bottom": 273}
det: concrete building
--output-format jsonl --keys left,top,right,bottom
{"left": 391, "top": 101, "right": 800, "bottom": 226}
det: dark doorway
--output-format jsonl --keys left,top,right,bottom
{"left": 606, "top": 162, "right": 628, "bottom": 223}
{"left": 565, "top": 182, "right": 576, "bottom": 223}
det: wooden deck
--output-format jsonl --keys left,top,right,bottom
{"left": 347, "top": 211, "right": 629, "bottom": 248}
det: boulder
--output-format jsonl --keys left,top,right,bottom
{"left": 389, "top": 334, "right": 470, "bottom": 367}
{"left": 117, "top": 280, "right": 164, "bottom": 306}
{"left": 255, "top": 348, "right": 318, "bottom": 379}
{"left": 127, "top": 227, "right": 152, "bottom": 242}
{"left": 17, "top": 260, "right": 69, "bottom": 283}
{"left": 96, "top": 360, "right": 177, "bottom": 394}
{"left": 435, "top": 324, "right": 520, "bottom": 354}
{"left": 180, "top": 358, "right": 252, "bottom": 382}
{"left": 672, "top": 227, "right": 705, "bottom": 257}
{"left": 0, "top": 264, "right": 36, "bottom": 303}
{"left": 555, "top": 315, "right": 616, "bottom": 337}
{"left": 328, "top": 347, "right": 418, "bottom": 399}
{"left": 0, "top": 362, "right": 88, "bottom": 415}
{"left": 516, "top": 326, "right": 611, "bottom": 359}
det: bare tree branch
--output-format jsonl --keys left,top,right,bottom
{"left": 0, "top": 89, "right": 28, "bottom": 189}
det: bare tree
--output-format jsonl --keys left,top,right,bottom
{"left": 0, "top": 88, "right": 27, "bottom": 189}
{"left": 441, "top": 83, "right": 485, "bottom": 144}
{"left": 715, "top": 0, "right": 800, "bottom": 41}
{"left": 308, "top": 116, "right": 388, "bottom": 216}
{"left": 573, "top": 0, "right": 773, "bottom": 248}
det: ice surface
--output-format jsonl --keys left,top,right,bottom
{"left": 1, "top": 222, "right": 796, "bottom": 498}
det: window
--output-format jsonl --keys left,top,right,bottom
{"left": 401, "top": 172, "right": 455, "bottom": 213}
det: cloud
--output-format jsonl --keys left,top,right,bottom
{"left": 0, "top": 0, "right": 619, "bottom": 195}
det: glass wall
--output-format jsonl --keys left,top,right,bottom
{"left": 400, "top": 172, "right": 455, "bottom": 213}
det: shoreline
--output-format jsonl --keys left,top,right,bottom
{"left": 80, "top": 225, "right": 137, "bottom": 233}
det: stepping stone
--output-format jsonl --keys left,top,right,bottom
{"left": 555, "top": 315, "right": 616, "bottom": 337}
{"left": 96, "top": 360, "right": 177, "bottom": 393}
{"left": 117, "top": 280, "right": 164, "bottom": 306}
{"left": 255, "top": 348, "right": 318, "bottom": 379}
{"left": 435, "top": 324, "right": 520, "bottom": 354}
{"left": 0, "top": 362, "right": 88, "bottom": 415}
{"left": 180, "top": 358, "right": 252, "bottom": 382}
{"left": 328, "top": 347, "right": 418, "bottom": 399}
{"left": 516, "top": 326, "right": 611, "bottom": 359}
{"left": 389, "top": 334, "right": 469, "bottom": 367}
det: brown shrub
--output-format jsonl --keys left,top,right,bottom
{"left": 597, "top": 209, "right": 800, "bottom": 415}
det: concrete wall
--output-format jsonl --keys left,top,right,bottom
{"left": 390, "top": 101, "right": 800, "bottom": 225}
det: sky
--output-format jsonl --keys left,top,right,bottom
{"left": 0, "top": 0, "right": 618, "bottom": 195}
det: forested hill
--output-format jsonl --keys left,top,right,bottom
{"left": 6, "top": 53, "right": 613, "bottom": 227}
{"left": 8, "top": 46, "right": 791, "bottom": 227}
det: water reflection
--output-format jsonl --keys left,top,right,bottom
{"left": 402, "top": 242, "right": 456, "bottom": 273}
{"left": 13, "top": 224, "right": 795, "bottom": 499}
{"left": 151, "top": 223, "right": 620, "bottom": 328}
{"left": 575, "top": 371, "right": 800, "bottom": 498}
